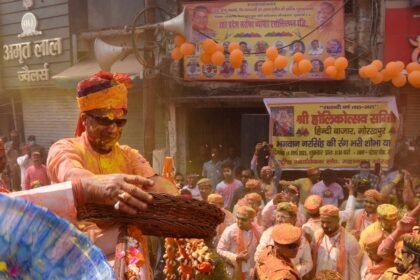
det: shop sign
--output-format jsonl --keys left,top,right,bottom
{"left": 264, "top": 97, "right": 399, "bottom": 170}
{"left": 183, "top": 1, "right": 344, "bottom": 81}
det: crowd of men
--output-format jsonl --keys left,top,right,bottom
{"left": 175, "top": 144, "right": 419, "bottom": 280}
{"left": 0, "top": 132, "right": 49, "bottom": 192}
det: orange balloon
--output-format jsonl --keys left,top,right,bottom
{"left": 292, "top": 63, "right": 301, "bottom": 76}
{"left": 325, "top": 65, "right": 338, "bottom": 77}
{"left": 171, "top": 48, "right": 183, "bottom": 60}
{"left": 202, "top": 39, "right": 218, "bottom": 54}
{"left": 372, "top": 59, "right": 383, "bottom": 71}
{"left": 323, "top": 57, "right": 335, "bottom": 68}
{"left": 370, "top": 72, "right": 383, "bottom": 84}
{"left": 293, "top": 52, "right": 304, "bottom": 63}
{"left": 266, "top": 47, "right": 279, "bottom": 61}
{"left": 298, "top": 59, "right": 312, "bottom": 73}
{"left": 216, "top": 43, "right": 224, "bottom": 53}
{"left": 365, "top": 64, "right": 378, "bottom": 78}
{"left": 200, "top": 53, "right": 212, "bottom": 64}
{"left": 386, "top": 62, "right": 401, "bottom": 77}
{"left": 211, "top": 51, "right": 225, "bottom": 66}
{"left": 359, "top": 67, "right": 368, "bottom": 79}
{"left": 395, "top": 61, "right": 405, "bottom": 72}
{"left": 261, "top": 60, "right": 275, "bottom": 75}
{"left": 406, "top": 62, "right": 420, "bottom": 73}
{"left": 174, "top": 35, "right": 186, "bottom": 47}
{"left": 335, "top": 69, "right": 346, "bottom": 80}
{"left": 408, "top": 70, "right": 420, "bottom": 87}
{"left": 381, "top": 69, "right": 392, "bottom": 82}
{"left": 228, "top": 42, "right": 240, "bottom": 53}
{"left": 180, "top": 43, "right": 195, "bottom": 56}
{"left": 230, "top": 59, "right": 242, "bottom": 69}
{"left": 391, "top": 74, "right": 407, "bottom": 87}
{"left": 334, "top": 57, "right": 348, "bottom": 70}
{"left": 274, "top": 55, "right": 288, "bottom": 69}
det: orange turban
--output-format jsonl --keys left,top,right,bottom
{"left": 304, "top": 195, "right": 322, "bottom": 214}
{"left": 245, "top": 192, "right": 262, "bottom": 203}
{"left": 197, "top": 178, "right": 212, "bottom": 187}
{"left": 319, "top": 205, "right": 339, "bottom": 217}
{"left": 207, "top": 194, "right": 224, "bottom": 204}
{"left": 364, "top": 189, "right": 384, "bottom": 203}
{"left": 377, "top": 204, "right": 399, "bottom": 220}
{"left": 75, "top": 71, "right": 133, "bottom": 136}
{"left": 363, "top": 231, "right": 384, "bottom": 251}
{"left": 276, "top": 202, "right": 298, "bottom": 215}
{"left": 271, "top": 223, "right": 302, "bottom": 245}
{"left": 307, "top": 167, "right": 320, "bottom": 175}
{"left": 245, "top": 179, "right": 261, "bottom": 189}
{"left": 236, "top": 205, "right": 256, "bottom": 219}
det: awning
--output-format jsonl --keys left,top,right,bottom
{"left": 52, "top": 54, "right": 143, "bottom": 89}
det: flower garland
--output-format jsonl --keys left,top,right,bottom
{"left": 163, "top": 238, "right": 214, "bottom": 280}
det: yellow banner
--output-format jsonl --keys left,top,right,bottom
{"left": 264, "top": 97, "right": 400, "bottom": 169}
{"left": 183, "top": 1, "right": 344, "bottom": 80}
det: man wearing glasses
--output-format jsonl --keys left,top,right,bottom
{"left": 47, "top": 71, "right": 177, "bottom": 278}
{"left": 255, "top": 223, "right": 303, "bottom": 280}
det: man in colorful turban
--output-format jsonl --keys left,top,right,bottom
{"left": 217, "top": 205, "right": 263, "bottom": 280}
{"left": 348, "top": 189, "right": 384, "bottom": 241}
{"left": 46, "top": 71, "right": 178, "bottom": 278}
{"left": 360, "top": 231, "right": 393, "bottom": 280}
{"left": 255, "top": 223, "right": 302, "bottom": 280}
{"left": 207, "top": 193, "right": 235, "bottom": 247}
{"left": 359, "top": 204, "right": 399, "bottom": 251}
{"left": 255, "top": 202, "right": 313, "bottom": 278}
{"left": 312, "top": 205, "right": 361, "bottom": 280}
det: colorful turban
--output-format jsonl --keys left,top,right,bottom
{"left": 245, "top": 192, "right": 262, "bottom": 203}
{"left": 276, "top": 202, "right": 298, "bottom": 215}
{"left": 364, "top": 189, "right": 384, "bottom": 203}
{"left": 207, "top": 194, "right": 224, "bottom": 205}
{"left": 0, "top": 141, "right": 4, "bottom": 157}
{"left": 271, "top": 223, "right": 302, "bottom": 245}
{"left": 75, "top": 71, "right": 133, "bottom": 136}
{"left": 236, "top": 205, "right": 256, "bottom": 219}
{"left": 197, "top": 178, "right": 212, "bottom": 187}
{"left": 245, "top": 179, "right": 261, "bottom": 189}
{"left": 319, "top": 205, "right": 339, "bottom": 218}
{"left": 377, "top": 204, "right": 399, "bottom": 220}
{"left": 304, "top": 195, "right": 322, "bottom": 214}
{"left": 363, "top": 231, "right": 384, "bottom": 251}
{"left": 307, "top": 167, "right": 320, "bottom": 176}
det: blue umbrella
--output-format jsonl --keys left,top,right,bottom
{"left": 0, "top": 194, "right": 114, "bottom": 279}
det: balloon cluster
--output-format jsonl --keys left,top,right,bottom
{"left": 359, "top": 60, "right": 420, "bottom": 88}
{"left": 291, "top": 52, "right": 312, "bottom": 76}
{"left": 199, "top": 38, "right": 225, "bottom": 66}
{"left": 260, "top": 47, "right": 288, "bottom": 75}
{"left": 171, "top": 35, "right": 195, "bottom": 60}
{"left": 226, "top": 42, "right": 244, "bottom": 68}
{"left": 323, "top": 56, "right": 348, "bottom": 80}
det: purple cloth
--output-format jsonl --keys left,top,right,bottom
{"left": 310, "top": 180, "right": 344, "bottom": 207}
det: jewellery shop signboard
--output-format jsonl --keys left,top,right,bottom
{"left": 183, "top": 0, "right": 344, "bottom": 81}
{"left": 264, "top": 97, "right": 399, "bottom": 170}
{"left": 0, "top": 1, "right": 71, "bottom": 89}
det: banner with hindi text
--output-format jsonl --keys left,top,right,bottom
{"left": 264, "top": 97, "right": 400, "bottom": 169}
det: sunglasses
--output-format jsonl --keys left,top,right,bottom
{"left": 87, "top": 114, "right": 127, "bottom": 127}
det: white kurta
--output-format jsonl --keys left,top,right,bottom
{"left": 217, "top": 223, "right": 262, "bottom": 280}
{"left": 315, "top": 229, "right": 361, "bottom": 280}
{"left": 254, "top": 226, "right": 313, "bottom": 277}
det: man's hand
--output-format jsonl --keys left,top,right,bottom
{"left": 80, "top": 174, "right": 154, "bottom": 215}
{"left": 236, "top": 250, "right": 249, "bottom": 262}
{"left": 396, "top": 215, "right": 416, "bottom": 235}
{"left": 344, "top": 178, "right": 354, "bottom": 195}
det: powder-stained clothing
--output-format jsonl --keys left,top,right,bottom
{"left": 310, "top": 180, "right": 344, "bottom": 207}
{"left": 24, "top": 164, "right": 50, "bottom": 189}
{"left": 216, "top": 179, "right": 243, "bottom": 210}
{"left": 47, "top": 132, "right": 156, "bottom": 183}
{"left": 254, "top": 226, "right": 313, "bottom": 277}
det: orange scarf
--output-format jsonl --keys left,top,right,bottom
{"left": 354, "top": 210, "right": 377, "bottom": 233}
{"left": 313, "top": 226, "right": 346, "bottom": 277}
{"left": 364, "top": 258, "right": 394, "bottom": 280}
{"left": 235, "top": 224, "right": 261, "bottom": 280}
